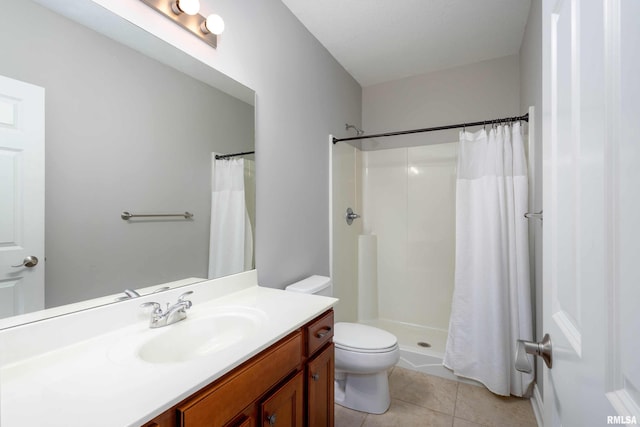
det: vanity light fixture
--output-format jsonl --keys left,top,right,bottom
{"left": 140, "top": 0, "right": 224, "bottom": 48}
{"left": 202, "top": 13, "right": 225, "bottom": 35}
{"left": 172, "top": 0, "right": 200, "bottom": 15}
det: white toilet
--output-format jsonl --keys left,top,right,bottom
{"left": 286, "top": 275, "right": 399, "bottom": 414}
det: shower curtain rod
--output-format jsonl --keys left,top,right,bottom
{"left": 215, "top": 150, "right": 255, "bottom": 160}
{"left": 332, "top": 113, "right": 529, "bottom": 144}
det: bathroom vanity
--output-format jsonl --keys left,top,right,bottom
{"left": 0, "top": 271, "right": 336, "bottom": 426}
{"left": 143, "top": 310, "right": 334, "bottom": 427}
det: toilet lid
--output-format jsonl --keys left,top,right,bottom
{"left": 333, "top": 322, "right": 398, "bottom": 352}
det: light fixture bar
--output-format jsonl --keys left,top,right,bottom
{"left": 140, "top": 0, "right": 217, "bottom": 48}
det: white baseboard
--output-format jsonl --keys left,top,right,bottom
{"left": 531, "top": 382, "right": 544, "bottom": 427}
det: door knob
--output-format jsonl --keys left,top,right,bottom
{"left": 345, "top": 207, "right": 360, "bottom": 225}
{"left": 515, "top": 333, "right": 552, "bottom": 373}
{"left": 11, "top": 255, "right": 39, "bottom": 268}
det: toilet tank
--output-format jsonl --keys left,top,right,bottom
{"left": 285, "top": 275, "right": 333, "bottom": 297}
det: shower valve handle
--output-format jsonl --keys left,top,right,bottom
{"left": 345, "top": 207, "right": 360, "bottom": 225}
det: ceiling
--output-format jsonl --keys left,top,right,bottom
{"left": 281, "top": 0, "right": 532, "bottom": 87}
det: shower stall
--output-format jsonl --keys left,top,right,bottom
{"left": 330, "top": 113, "right": 535, "bottom": 381}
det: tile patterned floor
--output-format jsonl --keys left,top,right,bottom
{"left": 335, "top": 367, "right": 538, "bottom": 427}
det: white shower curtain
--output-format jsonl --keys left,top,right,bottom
{"left": 443, "top": 123, "right": 534, "bottom": 397}
{"left": 208, "top": 157, "right": 252, "bottom": 279}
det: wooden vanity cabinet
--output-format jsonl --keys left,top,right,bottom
{"left": 141, "top": 309, "right": 334, "bottom": 427}
{"left": 306, "top": 343, "right": 334, "bottom": 427}
{"left": 303, "top": 310, "right": 335, "bottom": 427}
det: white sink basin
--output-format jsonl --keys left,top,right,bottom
{"left": 111, "top": 306, "right": 268, "bottom": 364}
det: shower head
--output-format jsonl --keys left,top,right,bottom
{"left": 345, "top": 123, "right": 364, "bottom": 136}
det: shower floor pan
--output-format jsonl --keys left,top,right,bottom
{"left": 361, "top": 318, "right": 480, "bottom": 385}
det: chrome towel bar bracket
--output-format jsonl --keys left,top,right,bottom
{"left": 524, "top": 210, "right": 543, "bottom": 220}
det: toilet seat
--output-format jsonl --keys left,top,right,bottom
{"left": 334, "top": 322, "right": 398, "bottom": 354}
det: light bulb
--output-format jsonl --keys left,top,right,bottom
{"left": 175, "top": 0, "right": 200, "bottom": 15}
{"left": 204, "top": 14, "right": 225, "bottom": 35}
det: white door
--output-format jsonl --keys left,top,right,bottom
{"left": 543, "top": 0, "right": 640, "bottom": 425}
{"left": 0, "top": 75, "right": 45, "bottom": 319}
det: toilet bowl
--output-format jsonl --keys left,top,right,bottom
{"left": 333, "top": 322, "right": 399, "bottom": 414}
{"left": 285, "top": 276, "right": 399, "bottom": 414}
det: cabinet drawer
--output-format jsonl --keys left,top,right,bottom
{"left": 305, "top": 310, "right": 333, "bottom": 357}
{"left": 178, "top": 331, "right": 302, "bottom": 426}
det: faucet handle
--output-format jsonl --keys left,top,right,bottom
{"left": 178, "top": 290, "right": 193, "bottom": 299}
{"left": 177, "top": 291, "right": 194, "bottom": 302}
{"left": 140, "top": 301, "right": 162, "bottom": 315}
{"left": 177, "top": 291, "right": 193, "bottom": 310}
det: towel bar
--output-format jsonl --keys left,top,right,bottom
{"left": 121, "top": 211, "right": 194, "bottom": 220}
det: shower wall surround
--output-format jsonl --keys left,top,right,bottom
{"left": 331, "top": 142, "right": 363, "bottom": 322}
{"left": 331, "top": 141, "right": 457, "bottom": 332}
{"left": 362, "top": 144, "right": 457, "bottom": 330}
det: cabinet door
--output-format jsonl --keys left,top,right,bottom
{"left": 260, "top": 371, "right": 304, "bottom": 427}
{"left": 306, "top": 343, "right": 334, "bottom": 427}
{"left": 178, "top": 332, "right": 302, "bottom": 426}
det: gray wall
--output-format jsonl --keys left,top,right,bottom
{"left": 192, "top": 0, "right": 363, "bottom": 288}
{"left": 519, "top": 0, "right": 544, "bottom": 396}
{"left": 0, "top": 0, "right": 254, "bottom": 306}
{"left": 362, "top": 55, "right": 521, "bottom": 149}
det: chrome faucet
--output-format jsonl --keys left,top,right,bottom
{"left": 140, "top": 291, "right": 194, "bottom": 328}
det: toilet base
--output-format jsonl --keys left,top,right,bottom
{"left": 334, "top": 371, "right": 391, "bottom": 414}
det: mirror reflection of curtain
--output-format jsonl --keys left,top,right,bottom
{"left": 208, "top": 156, "right": 253, "bottom": 278}
{"left": 243, "top": 159, "right": 256, "bottom": 270}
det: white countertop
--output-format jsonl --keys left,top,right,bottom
{"left": 0, "top": 272, "right": 336, "bottom": 426}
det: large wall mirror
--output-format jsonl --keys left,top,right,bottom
{"left": 0, "top": 0, "right": 255, "bottom": 327}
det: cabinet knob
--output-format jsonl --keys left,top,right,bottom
{"left": 311, "top": 373, "right": 320, "bottom": 381}
{"left": 266, "top": 413, "right": 277, "bottom": 426}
